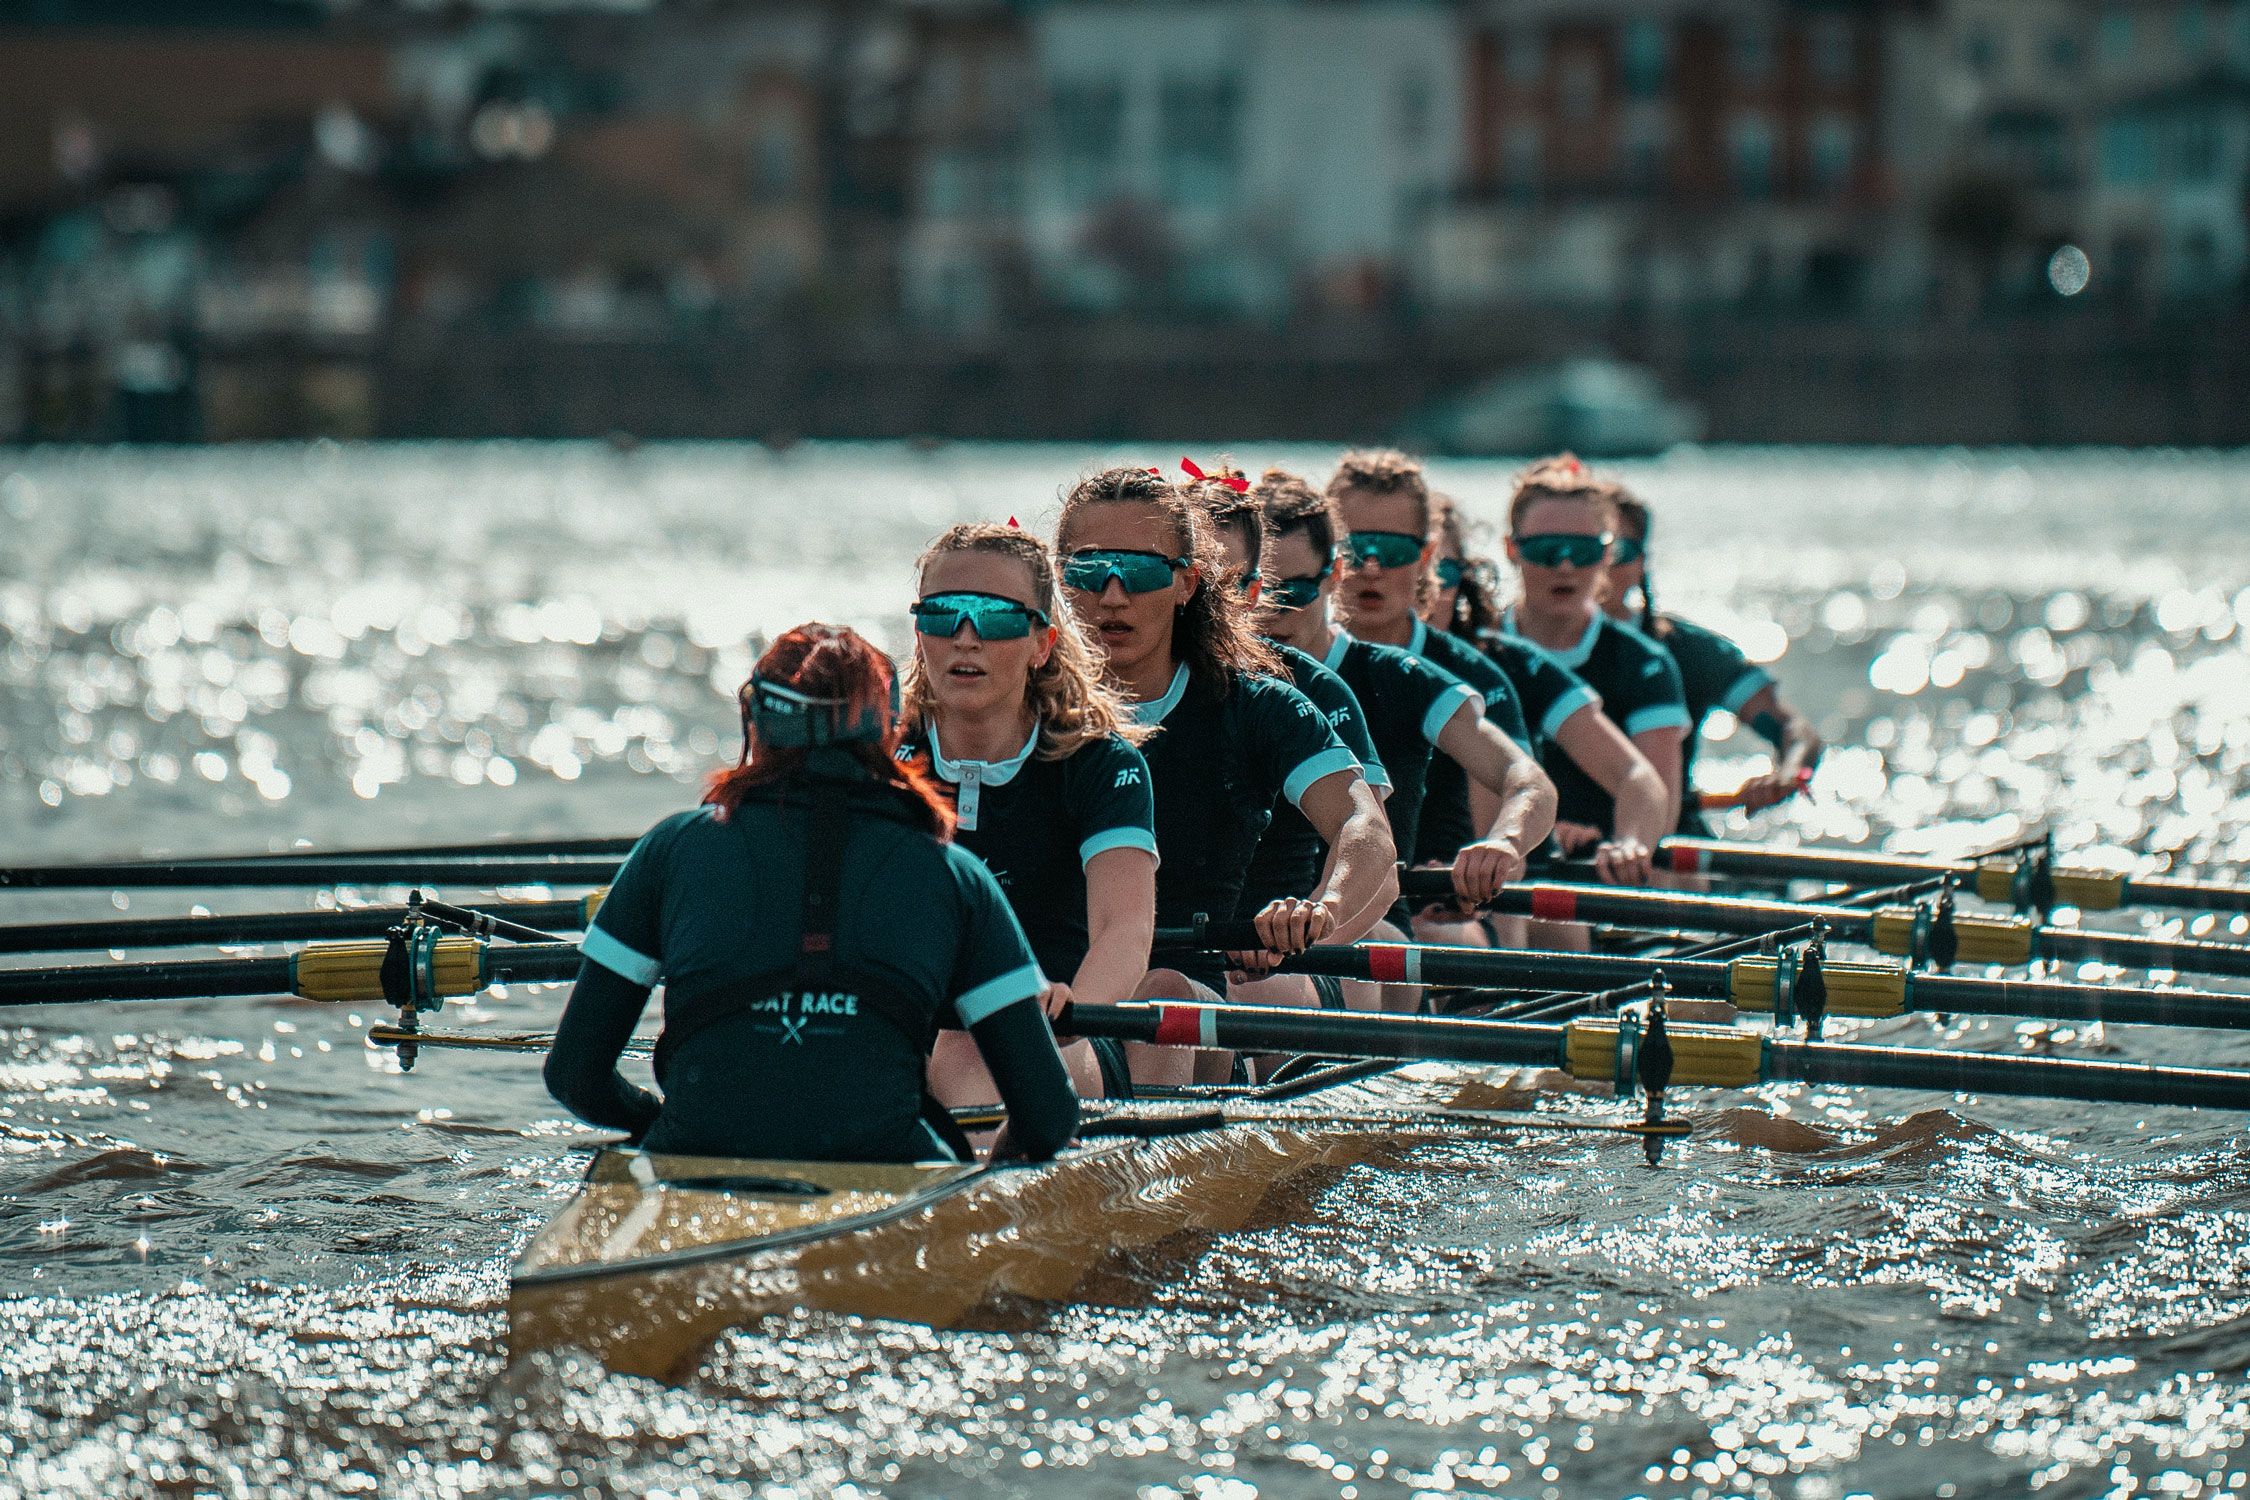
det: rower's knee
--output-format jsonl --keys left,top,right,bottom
{"left": 1133, "top": 967, "right": 1197, "bottom": 1002}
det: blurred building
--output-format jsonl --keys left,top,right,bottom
{"left": 0, "top": 0, "right": 2244, "bottom": 444}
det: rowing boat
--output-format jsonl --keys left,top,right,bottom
{"left": 506, "top": 1069, "right": 1564, "bottom": 1379}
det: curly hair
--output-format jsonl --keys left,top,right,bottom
{"left": 1055, "top": 466, "right": 1280, "bottom": 692}
{"left": 1325, "top": 448, "right": 1432, "bottom": 535}
{"left": 900, "top": 522, "right": 1148, "bottom": 758}
{"left": 705, "top": 623, "right": 953, "bottom": 839}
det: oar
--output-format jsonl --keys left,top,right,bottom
{"left": 0, "top": 939, "right": 585, "bottom": 1007}
{"left": 0, "top": 856, "right": 623, "bottom": 890}
{"left": 0, "top": 896, "right": 597, "bottom": 955}
{"left": 1644, "top": 836, "right": 2250, "bottom": 915}
{"left": 1153, "top": 925, "right": 2250, "bottom": 1031}
{"left": 71, "top": 835, "right": 642, "bottom": 866}
{"left": 1055, "top": 999, "right": 2250, "bottom": 1111}
{"left": 1398, "top": 878, "right": 2250, "bottom": 981}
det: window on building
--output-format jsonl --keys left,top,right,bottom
{"left": 1811, "top": 114, "right": 1857, "bottom": 192}
{"left": 1623, "top": 20, "right": 1668, "bottom": 98}
{"left": 1733, "top": 24, "right": 1775, "bottom": 81}
{"left": 1506, "top": 28, "right": 1546, "bottom": 85}
{"left": 1158, "top": 72, "right": 1242, "bottom": 209}
{"left": 1810, "top": 18, "right": 1856, "bottom": 83}
{"left": 1051, "top": 80, "right": 1124, "bottom": 207}
{"left": 1558, "top": 53, "right": 1601, "bottom": 121}
{"left": 2100, "top": 116, "right": 2155, "bottom": 182}
{"left": 1731, "top": 112, "right": 1775, "bottom": 196}
{"left": 1396, "top": 70, "right": 1432, "bottom": 147}
{"left": 751, "top": 119, "right": 799, "bottom": 205}
{"left": 1623, "top": 118, "right": 1666, "bottom": 194}
{"left": 1963, "top": 25, "right": 2002, "bottom": 78}
{"left": 2099, "top": 9, "right": 2135, "bottom": 61}
{"left": 2175, "top": 114, "right": 2221, "bottom": 180}
{"left": 2178, "top": 4, "right": 2210, "bottom": 54}
{"left": 1504, "top": 120, "right": 1543, "bottom": 198}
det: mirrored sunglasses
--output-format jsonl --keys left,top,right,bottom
{"left": 1434, "top": 557, "right": 1465, "bottom": 589}
{"left": 1608, "top": 536, "right": 1646, "bottom": 565}
{"left": 1515, "top": 532, "right": 1614, "bottom": 569}
{"left": 1343, "top": 530, "right": 1424, "bottom": 570}
{"left": 1062, "top": 549, "right": 1188, "bottom": 594}
{"left": 1268, "top": 569, "right": 1329, "bottom": 610}
{"left": 911, "top": 591, "right": 1049, "bottom": 640}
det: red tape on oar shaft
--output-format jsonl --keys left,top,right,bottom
{"left": 1530, "top": 888, "right": 1578, "bottom": 921}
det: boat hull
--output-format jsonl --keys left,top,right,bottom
{"left": 509, "top": 1124, "right": 1406, "bottom": 1380}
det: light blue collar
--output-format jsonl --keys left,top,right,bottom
{"left": 1407, "top": 616, "right": 1430, "bottom": 657}
{"left": 1322, "top": 629, "right": 1352, "bottom": 674}
{"left": 1129, "top": 663, "right": 1192, "bottom": 727}
{"left": 926, "top": 722, "right": 1038, "bottom": 831}
{"left": 1501, "top": 607, "right": 1601, "bottom": 670}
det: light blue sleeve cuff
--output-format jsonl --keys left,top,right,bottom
{"left": 1282, "top": 746, "right": 1363, "bottom": 808}
{"left": 1360, "top": 758, "right": 1392, "bottom": 792}
{"left": 580, "top": 924, "right": 661, "bottom": 988}
{"left": 1080, "top": 826, "right": 1160, "bottom": 867}
{"left": 1719, "top": 668, "right": 1774, "bottom": 716}
{"left": 1422, "top": 684, "right": 1481, "bottom": 746}
{"left": 954, "top": 961, "right": 1048, "bottom": 1027}
{"left": 1541, "top": 683, "right": 1600, "bottom": 742}
{"left": 1625, "top": 704, "right": 1695, "bottom": 737}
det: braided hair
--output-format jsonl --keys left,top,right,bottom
{"left": 1607, "top": 487, "right": 1667, "bottom": 639}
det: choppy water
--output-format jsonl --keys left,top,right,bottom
{"left": 5, "top": 441, "right": 2250, "bottom": 1499}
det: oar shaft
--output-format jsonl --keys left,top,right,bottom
{"left": 0, "top": 857, "right": 622, "bottom": 889}
{"left": 0, "top": 942, "right": 584, "bottom": 1007}
{"left": 1477, "top": 883, "right": 2250, "bottom": 981}
{"left": 1059, "top": 1000, "right": 2250, "bottom": 1109}
{"left": 1765, "top": 1038, "right": 2250, "bottom": 1110}
{"left": 0, "top": 899, "right": 591, "bottom": 955}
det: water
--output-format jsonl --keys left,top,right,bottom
{"left": 4, "top": 441, "right": 2250, "bottom": 1499}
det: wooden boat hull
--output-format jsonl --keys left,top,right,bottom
{"left": 509, "top": 1123, "right": 1405, "bottom": 1380}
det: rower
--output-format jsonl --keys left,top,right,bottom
{"left": 1426, "top": 493, "right": 1671, "bottom": 889}
{"left": 1322, "top": 448, "right": 1552, "bottom": 943}
{"left": 896, "top": 522, "right": 1159, "bottom": 1104}
{"left": 1191, "top": 465, "right": 1395, "bottom": 1016}
{"left": 1495, "top": 456, "right": 1691, "bottom": 877}
{"left": 544, "top": 623, "right": 1078, "bottom": 1164}
{"left": 1056, "top": 467, "right": 1396, "bottom": 1086}
{"left": 1249, "top": 468, "right": 1553, "bottom": 1009}
{"left": 1603, "top": 487, "right": 1824, "bottom": 835}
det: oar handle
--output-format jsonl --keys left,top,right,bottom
{"left": 1697, "top": 766, "right": 1815, "bottom": 810}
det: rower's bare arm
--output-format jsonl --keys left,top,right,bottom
{"left": 1551, "top": 705, "right": 1667, "bottom": 884}
{"left": 1073, "top": 846, "right": 1157, "bottom": 1009}
{"left": 1633, "top": 723, "right": 1687, "bottom": 832}
{"left": 1736, "top": 683, "right": 1823, "bottom": 808}
{"left": 1297, "top": 770, "right": 1397, "bottom": 939}
{"left": 1438, "top": 702, "right": 1556, "bottom": 889}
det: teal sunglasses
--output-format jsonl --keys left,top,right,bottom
{"left": 1434, "top": 557, "right": 1465, "bottom": 589}
{"left": 1063, "top": 549, "right": 1188, "bottom": 594}
{"left": 911, "top": 591, "right": 1050, "bottom": 640}
{"left": 1343, "top": 530, "right": 1424, "bottom": 570}
{"left": 1268, "top": 564, "right": 1330, "bottom": 611}
{"left": 1609, "top": 536, "right": 1646, "bottom": 565}
{"left": 1515, "top": 532, "right": 1615, "bottom": 569}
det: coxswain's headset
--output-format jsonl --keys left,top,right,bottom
{"left": 746, "top": 666, "right": 901, "bottom": 748}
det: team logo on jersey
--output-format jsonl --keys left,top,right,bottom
{"left": 751, "top": 990, "right": 861, "bottom": 1045}
{"left": 1113, "top": 765, "right": 1142, "bottom": 787}
{"left": 1326, "top": 707, "right": 1352, "bottom": 728}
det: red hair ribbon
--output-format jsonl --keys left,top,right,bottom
{"left": 1180, "top": 457, "right": 1249, "bottom": 493}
